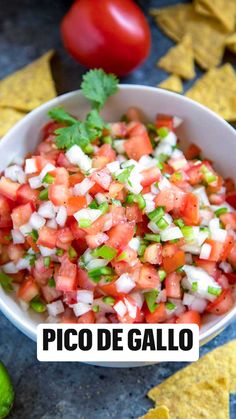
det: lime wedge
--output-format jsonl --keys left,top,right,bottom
{"left": 0, "top": 362, "right": 14, "bottom": 418}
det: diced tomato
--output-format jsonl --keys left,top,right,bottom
{"left": 195, "top": 259, "right": 217, "bottom": 277}
{"left": 18, "top": 277, "right": 39, "bottom": 302}
{"left": 204, "top": 239, "right": 224, "bottom": 262}
{"left": 96, "top": 144, "right": 116, "bottom": 162}
{"left": 17, "top": 184, "right": 39, "bottom": 204}
{"left": 57, "top": 152, "right": 71, "bottom": 169}
{"left": 85, "top": 232, "right": 108, "bottom": 249}
{"left": 165, "top": 272, "right": 182, "bottom": 299}
{"left": 7, "top": 243, "right": 24, "bottom": 262}
{"left": 99, "top": 279, "right": 123, "bottom": 298}
{"left": 155, "top": 188, "right": 186, "bottom": 213}
{"left": 224, "top": 177, "right": 235, "bottom": 194}
{"left": 228, "top": 243, "right": 236, "bottom": 268}
{"left": 162, "top": 243, "right": 177, "bottom": 258}
{"left": 226, "top": 192, "right": 236, "bottom": 209}
{"left": 114, "top": 296, "right": 140, "bottom": 323}
{"left": 125, "top": 204, "right": 143, "bottom": 223}
{"left": 163, "top": 250, "right": 185, "bottom": 273}
{"left": 48, "top": 184, "right": 70, "bottom": 206}
{"left": 110, "top": 122, "right": 127, "bottom": 138}
{"left": 216, "top": 274, "right": 229, "bottom": 290}
{"left": 135, "top": 264, "right": 160, "bottom": 289}
{"left": 0, "top": 195, "right": 12, "bottom": 228}
{"left": 143, "top": 243, "right": 162, "bottom": 265}
{"left": 145, "top": 302, "right": 168, "bottom": 323}
{"left": 92, "top": 156, "right": 110, "bottom": 169}
{"left": 126, "top": 108, "right": 142, "bottom": 123}
{"left": 106, "top": 222, "right": 134, "bottom": 250}
{"left": 32, "top": 257, "right": 53, "bottom": 285}
{"left": 0, "top": 230, "right": 11, "bottom": 245}
{"left": 127, "top": 121, "right": 146, "bottom": 136}
{"left": 176, "top": 310, "right": 201, "bottom": 327}
{"left": 155, "top": 114, "right": 174, "bottom": 130}
{"left": 185, "top": 143, "right": 201, "bottom": 160}
{"left": 89, "top": 182, "right": 105, "bottom": 196}
{"left": 0, "top": 177, "right": 20, "bottom": 201}
{"left": 82, "top": 213, "right": 111, "bottom": 235}
{"left": 69, "top": 172, "right": 84, "bottom": 187}
{"left": 56, "top": 227, "right": 74, "bottom": 249}
{"left": 41, "top": 285, "right": 62, "bottom": 303}
{"left": 221, "top": 235, "right": 234, "bottom": 261}
{"left": 77, "top": 267, "right": 96, "bottom": 290}
{"left": 186, "top": 163, "right": 203, "bottom": 185}
{"left": 25, "top": 235, "right": 39, "bottom": 253}
{"left": 141, "top": 167, "right": 161, "bottom": 187}
{"left": 11, "top": 202, "right": 34, "bottom": 228}
{"left": 35, "top": 156, "right": 55, "bottom": 171}
{"left": 91, "top": 170, "right": 111, "bottom": 190}
{"left": 43, "top": 121, "right": 65, "bottom": 139}
{"left": 225, "top": 272, "right": 236, "bottom": 284}
{"left": 37, "top": 226, "right": 58, "bottom": 249}
{"left": 182, "top": 193, "right": 199, "bottom": 225}
{"left": 112, "top": 260, "right": 133, "bottom": 275}
{"left": 220, "top": 213, "right": 236, "bottom": 230}
{"left": 68, "top": 219, "right": 87, "bottom": 240}
{"left": 124, "top": 132, "right": 153, "bottom": 160}
{"left": 108, "top": 182, "right": 124, "bottom": 199}
{"left": 110, "top": 205, "right": 126, "bottom": 226}
{"left": 66, "top": 196, "right": 87, "bottom": 216}
{"left": 77, "top": 310, "right": 95, "bottom": 323}
{"left": 206, "top": 289, "right": 234, "bottom": 315}
{"left": 52, "top": 167, "right": 69, "bottom": 186}
{"left": 56, "top": 258, "right": 77, "bottom": 292}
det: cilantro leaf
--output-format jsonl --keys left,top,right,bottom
{"left": 0, "top": 272, "right": 13, "bottom": 292}
{"left": 48, "top": 107, "right": 78, "bottom": 125}
{"left": 81, "top": 69, "right": 118, "bottom": 110}
{"left": 86, "top": 109, "right": 106, "bottom": 130}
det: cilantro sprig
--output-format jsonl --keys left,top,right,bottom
{"left": 48, "top": 69, "right": 118, "bottom": 152}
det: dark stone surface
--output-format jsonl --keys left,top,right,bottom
{"left": 0, "top": 0, "right": 235, "bottom": 418}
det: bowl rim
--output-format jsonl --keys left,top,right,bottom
{"left": 0, "top": 84, "right": 236, "bottom": 347}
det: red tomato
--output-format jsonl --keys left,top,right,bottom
{"left": 185, "top": 143, "right": 201, "bottom": 160}
{"left": 106, "top": 222, "right": 134, "bottom": 250}
{"left": 91, "top": 170, "right": 111, "bottom": 190}
{"left": 206, "top": 289, "right": 234, "bottom": 315}
{"left": 195, "top": 259, "right": 217, "bottom": 277}
{"left": 125, "top": 204, "right": 143, "bottom": 223}
{"left": 77, "top": 267, "right": 96, "bottom": 290}
{"left": 56, "top": 258, "right": 78, "bottom": 292}
{"left": 135, "top": 264, "right": 160, "bottom": 290}
{"left": 11, "top": 202, "right": 34, "bottom": 228}
{"left": 96, "top": 144, "right": 116, "bottom": 162}
{"left": 163, "top": 250, "right": 185, "bottom": 274}
{"left": 66, "top": 196, "right": 87, "bottom": 216}
{"left": 0, "top": 195, "right": 12, "bottom": 228}
{"left": 204, "top": 239, "right": 224, "bottom": 262}
{"left": 225, "top": 272, "right": 236, "bottom": 284}
{"left": 141, "top": 167, "right": 161, "bottom": 187}
{"left": 41, "top": 285, "right": 62, "bottom": 303}
{"left": 176, "top": 310, "right": 201, "bottom": 327}
{"left": 226, "top": 191, "right": 236, "bottom": 209}
{"left": 155, "top": 114, "right": 174, "bottom": 130}
{"left": 43, "top": 121, "right": 64, "bottom": 139}
{"left": 99, "top": 279, "right": 123, "bottom": 298}
{"left": 68, "top": 172, "right": 84, "bottom": 187}
{"left": 17, "top": 184, "right": 39, "bottom": 204}
{"left": 48, "top": 184, "right": 70, "bottom": 206}
{"left": 124, "top": 132, "right": 153, "bottom": 160}
{"left": 85, "top": 232, "right": 108, "bottom": 249}
{"left": 143, "top": 243, "right": 162, "bottom": 265}
{"left": 7, "top": 244, "right": 24, "bottom": 262}
{"left": 18, "top": 277, "right": 39, "bottom": 302}
{"left": 182, "top": 193, "right": 199, "bottom": 226}
{"left": 0, "top": 177, "right": 20, "bottom": 201}
{"left": 145, "top": 302, "right": 168, "bottom": 323}
{"left": 220, "top": 213, "right": 236, "bottom": 230}
{"left": 165, "top": 272, "right": 182, "bottom": 299}
{"left": 77, "top": 310, "right": 95, "bottom": 323}
{"left": 61, "top": 0, "right": 151, "bottom": 76}
{"left": 37, "top": 226, "right": 58, "bottom": 249}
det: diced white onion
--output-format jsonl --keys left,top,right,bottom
{"left": 39, "top": 163, "right": 56, "bottom": 180}
{"left": 73, "top": 302, "right": 91, "bottom": 317}
{"left": 77, "top": 290, "right": 93, "bottom": 305}
{"left": 29, "top": 212, "right": 46, "bottom": 229}
{"left": 154, "top": 142, "right": 172, "bottom": 158}
{"left": 158, "top": 177, "right": 171, "bottom": 191}
{"left": 209, "top": 218, "right": 220, "bottom": 231}
{"left": 29, "top": 176, "right": 42, "bottom": 189}
{"left": 138, "top": 155, "right": 156, "bottom": 170}
{"left": 66, "top": 145, "right": 92, "bottom": 172}
{"left": 19, "top": 223, "right": 33, "bottom": 236}
{"left": 180, "top": 244, "right": 200, "bottom": 254}
{"left": 183, "top": 293, "right": 207, "bottom": 313}
{"left": 86, "top": 193, "right": 93, "bottom": 205}
{"left": 38, "top": 201, "right": 55, "bottom": 219}
{"left": 129, "top": 291, "right": 144, "bottom": 308}
{"left": 200, "top": 243, "right": 212, "bottom": 260}
{"left": 5, "top": 165, "right": 26, "bottom": 184}
{"left": 47, "top": 300, "right": 65, "bottom": 316}
{"left": 182, "top": 265, "right": 221, "bottom": 301}
{"left": 115, "top": 273, "right": 135, "bottom": 293}
{"left": 185, "top": 253, "right": 193, "bottom": 264}
{"left": 211, "top": 229, "right": 227, "bottom": 243}
{"left": 124, "top": 297, "right": 137, "bottom": 319}
{"left": 193, "top": 186, "right": 210, "bottom": 206}
{"left": 128, "top": 237, "right": 140, "bottom": 252}
{"left": 56, "top": 206, "right": 67, "bottom": 227}
{"left": 161, "top": 226, "right": 183, "bottom": 241}
{"left": 156, "top": 289, "right": 167, "bottom": 303}
{"left": 16, "top": 258, "right": 31, "bottom": 271}
{"left": 2, "top": 262, "right": 18, "bottom": 274}
{"left": 113, "top": 140, "right": 125, "bottom": 154}
{"left": 173, "top": 116, "right": 183, "bottom": 128}
{"left": 74, "top": 208, "right": 102, "bottom": 224}
{"left": 11, "top": 229, "right": 25, "bottom": 244}
{"left": 106, "top": 161, "right": 120, "bottom": 173}
{"left": 113, "top": 300, "right": 127, "bottom": 317}
{"left": 148, "top": 221, "right": 160, "bottom": 234}
{"left": 163, "top": 132, "right": 177, "bottom": 146}
{"left": 39, "top": 246, "right": 56, "bottom": 257}
{"left": 25, "top": 158, "right": 37, "bottom": 174}
{"left": 219, "top": 261, "right": 232, "bottom": 273}
{"left": 46, "top": 219, "right": 58, "bottom": 229}
{"left": 73, "top": 178, "right": 94, "bottom": 196}
{"left": 86, "top": 258, "right": 108, "bottom": 270}
{"left": 46, "top": 315, "right": 60, "bottom": 323}
{"left": 95, "top": 193, "right": 108, "bottom": 204}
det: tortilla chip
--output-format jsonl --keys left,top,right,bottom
{"left": 0, "top": 108, "right": 26, "bottom": 137}
{"left": 0, "top": 51, "right": 56, "bottom": 112}
{"left": 195, "top": 0, "right": 236, "bottom": 32}
{"left": 148, "top": 340, "right": 236, "bottom": 408}
{"left": 139, "top": 405, "right": 170, "bottom": 419}
{"left": 186, "top": 64, "right": 236, "bottom": 121}
{"left": 151, "top": 377, "right": 229, "bottom": 419}
{"left": 157, "top": 35, "right": 195, "bottom": 80}
{"left": 158, "top": 75, "right": 183, "bottom": 93}
{"left": 151, "top": 4, "right": 229, "bottom": 69}
{"left": 225, "top": 33, "right": 236, "bottom": 54}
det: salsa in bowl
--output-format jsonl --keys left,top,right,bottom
{"left": 0, "top": 70, "right": 236, "bottom": 358}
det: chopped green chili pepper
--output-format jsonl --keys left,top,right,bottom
{"left": 39, "top": 188, "right": 49, "bottom": 200}
{"left": 144, "top": 290, "right": 158, "bottom": 313}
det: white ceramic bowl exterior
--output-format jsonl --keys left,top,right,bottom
{"left": 0, "top": 86, "right": 236, "bottom": 367}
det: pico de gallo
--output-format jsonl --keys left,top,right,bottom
{"left": 0, "top": 69, "right": 235, "bottom": 327}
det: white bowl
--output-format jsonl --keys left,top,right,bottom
{"left": 0, "top": 86, "right": 236, "bottom": 367}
